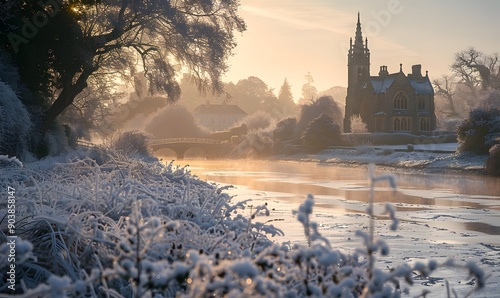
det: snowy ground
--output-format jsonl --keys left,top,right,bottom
{"left": 281, "top": 143, "right": 487, "bottom": 174}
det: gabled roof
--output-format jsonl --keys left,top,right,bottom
{"left": 369, "top": 75, "right": 397, "bottom": 93}
{"left": 408, "top": 76, "right": 434, "bottom": 95}
{"left": 193, "top": 104, "right": 247, "bottom": 115}
{"left": 367, "top": 73, "right": 434, "bottom": 95}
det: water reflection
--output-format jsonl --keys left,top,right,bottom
{"left": 175, "top": 159, "right": 500, "bottom": 235}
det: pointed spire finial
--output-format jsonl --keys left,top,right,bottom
{"left": 400, "top": 63, "right": 403, "bottom": 72}
{"left": 354, "top": 12, "right": 364, "bottom": 51}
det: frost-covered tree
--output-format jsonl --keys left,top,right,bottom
{"left": 0, "top": 0, "right": 245, "bottom": 143}
{"left": 145, "top": 105, "right": 209, "bottom": 139}
{"left": 0, "top": 81, "right": 32, "bottom": 159}
{"left": 302, "top": 113, "right": 341, "bottom": 149}
{"left": 273, "top": 117, "right": 296, "bottom": 142}
{"left": 277, "top": 78, "right": 296, "bottom": 117}
{"left": 295, "top": 95, "right": 343, "bottom": 138}
{"left": 237, "top": 111, "right": 274, "bottom": 131}
{"left": 298, "top": 72, "right": 318, "bottom": 105}
{"left": 232, "top": 76, "right": 278, "bottom": 116}
{"left": 349, "top": 114, "right": 368, "bottom": 133}
{"left": 452, "top": 47, "right": 500, "bottom": 91}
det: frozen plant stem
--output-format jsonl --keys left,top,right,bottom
{"left": 366, "top": 163, "right": 397, "bottom": 279}
{"left": 133, "top": 200, "right": 143, "bottom": 297}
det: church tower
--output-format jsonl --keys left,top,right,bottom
{"left": 344, "top": 12, "right": 370, "bottom": 132}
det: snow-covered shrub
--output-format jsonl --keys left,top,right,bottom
{"left": 295, "top": 95, "right": 343, "bottom": 138}
{"left": 237, "top": 110, "right": 274, "bottom": 131}
{"left": 232, "top": 127, "right": 275, "bottom": 158}
{"left": 0, "top": 50, "right": 35, "bottom": 106}
{"left": 486, "top": 143, "right": 500, "bottom": 176}
{"left": 111, "top": 130, "right": 152, "bottom": 158}
{"left": 457, "top": 107, "right": 500, "bottom": 155}
{"left": 0, "top": 150, "right": 281, "bottom": 296}
{"left": 302, "top": 113, "right": 341, "bottom": 149}
{"left": 349, "top": 114, "right": 368, "bottom": 133}
{"left": 0, "top": 81, "right": 32, "bottom": 160}
{"left": 41, "top": 120, "right": 74, "bottom": 157}
{"left": 273, "top": 117, "right": 296, "bottom": 142}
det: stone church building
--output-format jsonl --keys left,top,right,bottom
{"left": 343, "top": 13, "right": 436, "bottom": 134}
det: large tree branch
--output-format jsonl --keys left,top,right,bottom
{"left": 42, "top": 66, "right": 96, "bottom": 133}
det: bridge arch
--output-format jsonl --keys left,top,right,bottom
{"left": 149, "top": 138, "right": 233, "bottom": 159}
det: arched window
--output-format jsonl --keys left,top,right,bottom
{"left": 417, "top": 98, "right": 426, "bottom": 110}
{"left": 419, "top": 118, "right": 430, "bottom": 131}
{"left": 401, "top": 118, "right": 408, "bottom": 131}
{"left": 394, "top": 118, "right": 400, "bottom": 131}
{"left": 393, "top": 91, "right": 408, "bottom": 110}
{"left": 394, "top": 117, "right": 411, "bottom": 131}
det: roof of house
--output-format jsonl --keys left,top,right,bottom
{"left": 366, "top": 73, "right": 434, "bottom": 95}
{"left": 193, "top": 103, "right": 247, "bottom": 115}
{"left": 368, "top": 75, "right": 397, "bottom": 93}
{"left": 407, "top": 76, "right": 434, "bottom": 95}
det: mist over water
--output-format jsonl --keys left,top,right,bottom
{"left": 168, "top": 158, "right": 500, "bottom": 237}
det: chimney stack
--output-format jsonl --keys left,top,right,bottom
{"left": 379, "top": 65, "right": 389, "bottom": 76}
{"left": 412, "top": 64, "right": 422, "bottom": 78}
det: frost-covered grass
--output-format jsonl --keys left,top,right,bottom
{"left": 0, "top": 149, "right": 488, "bottom": 297}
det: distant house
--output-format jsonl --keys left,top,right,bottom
{"left": 344, "top": 13, "right": 436, "bottom": 134}
{"left": 193, "top": 103, "right": 247, "bottom": 132}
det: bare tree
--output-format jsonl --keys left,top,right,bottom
{"left": 452, "top": 47, "right": 499, "bottom": 91}
{"left": 432, "top": 75, "right": 461, "bottom": 118}
{"left": 298, "top": 72, "right": 318, "bottom": 105}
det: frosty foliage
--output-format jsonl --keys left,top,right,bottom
{"left": 236, "top": 111, "right": 274, "bottom": 131}
{"left": 144, "top": 105, "right": 209, "bottom": 138}
{"left": 0, "top": 81, "right": 32, "bottom": 160}
{"left": 295, "top": 95, "right": 343, "bottom": 138}
{"left": 231, "top": 112, "right": 277, "bottom": 157}
{"left": 110, "top": 131, "right": 152, "bottom": 159}
{"left": 232, "top": 127, "right": 275, "bottom": 158}
{"left": 273, "top": 117, "right": 297, "bottom": 142}
{"left": 0, "top": 152, "right": 487, "bottom": 297}
{"left": 302, "top": 113, "right": 342, "bottom": 149}
{"left": 457, "top": 107, "right": 500, "bottom": 155}
{"left": 349, "top": 115, "right": 368, "bottom": 133}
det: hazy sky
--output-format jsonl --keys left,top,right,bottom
{"left": 223, "top": 0, "right": 500, "bottom": 101}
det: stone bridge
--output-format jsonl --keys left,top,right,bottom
{"left": 148, "top": 138, "right": 234, "bottom": 159}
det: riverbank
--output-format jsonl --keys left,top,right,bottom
{"left": 272, "top": 143, "right": 488, "bottom": 176}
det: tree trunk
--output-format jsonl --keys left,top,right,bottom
{"left": 42, "top": 68, "right": 93, "bottom": 133}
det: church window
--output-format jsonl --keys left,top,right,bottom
{"left": 393, "top": 91, "right": 408, "bottom": 110}
{"left": 394, "top": 118, "right": 400, "bottom": 131}
{"left": 401, "top": 118, "right": 408, "bottom": 131}
{"left": 394, "top": 117, "right": 411, "bottom": 131}
{"left": 418, "top": 98, "right": 426, "bottom": 110}
{"left": 419, "top": 117, "right": 430, "bottom": 131}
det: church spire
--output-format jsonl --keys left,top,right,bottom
{"left": 354, "top": 12, "right": 364, "bottom": 52}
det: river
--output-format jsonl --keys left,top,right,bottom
{"left": 171, "top": 158, "right": 500, "bottom": 296}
